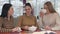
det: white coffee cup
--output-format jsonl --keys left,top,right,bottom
{"left": 28, "top": 26, "right": 37, "bottom": 32}
{"left": 17, "top": 27, "right": 22, "bottom": 32}
{"left": 41, "top": 9, "right": 47, "bottom": 14}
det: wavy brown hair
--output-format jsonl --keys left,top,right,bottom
{"left": 44, "top": 1, "right": 56, "bottom": 13}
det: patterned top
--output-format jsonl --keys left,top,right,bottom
{"left": 0, "top": 17, "right": 14, "bottom": 32}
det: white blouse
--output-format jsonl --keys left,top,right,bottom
{"left": 38, "top": 13, "right": 60, "bottom": 30}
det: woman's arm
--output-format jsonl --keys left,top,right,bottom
{"left": 11, "top": 16, "right": 23, "bottom": 32}
{"left": 34, "top": 16, "right": 40, "bottom": 30}
{"left": 1, "top": 28, "right": 12, "bottom": 32}
{"left": 38, "top": 17, "right": 44, "bottom": 29}
{"left": 38, "top": 12, "right": 45, "bottom": 29}
{"left": 0, "top": 17, "right": 14, "bottom": 32}
{"left": 17, "top": 16, "right": 23, "bottom": 27}
{"left": 17, "top": 16, "right": 29, "bottom": 30}
{"left": 52, "top": 13, "right": 60, "bottom": 30}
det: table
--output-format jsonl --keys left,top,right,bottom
{"left": 0, "top": 31, "right": 60, "bottom": 34}
{"left": 21, "top": 31, "right": 60, "bottom": 34}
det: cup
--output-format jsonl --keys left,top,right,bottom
{"left": 28, "top": 26, "right": 37, "bottom": 32}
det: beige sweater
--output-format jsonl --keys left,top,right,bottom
{"left": 39, "top": 13, "right": 60, "bottom": 30}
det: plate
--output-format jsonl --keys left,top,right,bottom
{"left": 32, "top": 31, "right": 56, "bottom": 34}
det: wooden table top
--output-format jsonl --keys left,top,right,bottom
{"left": 0, "top": 30, "right": 60, "bottom": 34}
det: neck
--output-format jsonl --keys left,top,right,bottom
{"left": 46, "top": 11, "right": 50, "bottom": 14}
{"left": 8, "top": 15, "right": 10, "bottom": 20}
{"left": 26, "top": 13, "right": 31, "bottom": 16}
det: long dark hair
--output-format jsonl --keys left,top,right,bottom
{"left": 1, "top": 3, "right": 12, "bottom": 18}
{"left": 25, "top": 3, "right": 32, "bottom": 8}
{"left": 44, "top": 1, "right": 56, "bottom": 13}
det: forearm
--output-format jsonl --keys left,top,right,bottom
{"left": 51, "top": 25, "right": 60, "bottom": 30}
{"left": 0, "top": 28, "right": 12, "bottom": 32}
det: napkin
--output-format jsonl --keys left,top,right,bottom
{"left": 12, "top": 27, "right": 22, "bottom": 32}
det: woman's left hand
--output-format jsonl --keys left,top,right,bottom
{"left": 12, "top": 27, "right": 21, "bottom": 32}
{"left": 45, "top": 26, "right": 52, "bottom": 30}
{"left": 12, "top": 27, "right": 17, "bottom": 32}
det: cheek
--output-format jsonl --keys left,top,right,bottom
{"left": 28, "top": 10, "right": 31, "bottom": 13}
{"left": 11, "top": 8, "right": 14, "bottom": 13}
{"left": 29, "top": 9, "right": 32, "bottom": 13}
{"left": 30, "top": 9, "right": 32, "bottom": 12}
{"left": 9, "top": 10, "right": 14, "bottom": 15}
{"left": 8, "top": 11, "right": 10, "bottom": 15}
{"left": 11, "top": 9, "right": 14, "bottom": 13}
{"left": 26, "top": 10, "right": 31, "bottom": 13}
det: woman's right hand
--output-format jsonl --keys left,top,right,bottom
{"left": 12, "top": 27, "right": 19, "bottom": 32}
{"left": 40, "top": 12, "right": 44, "bottom": 17}
{"left": 44, "top": 26, "right": 52, "bottom": 30}
{"left": 12, "top": 27, "right": 21, "bottom": 32}
{"left": 22, "top": 26, "right": 29, "bottom": 30}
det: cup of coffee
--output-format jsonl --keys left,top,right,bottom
{"left": 28, "top": 26, "right": 37, "bottom": 32}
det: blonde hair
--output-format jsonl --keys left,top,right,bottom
{"left": 44, "top": 1, "right": 56, "bottom": 13}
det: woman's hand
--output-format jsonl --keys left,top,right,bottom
{"left": 12, "top": 27, "right": 21, "bottom": 32}
{"left": 40, "top": 12, "right": 44, "bottom": 17}
{"left": 22, "top": 26, "right": 29, "bottom": 30}
{"left": 12, "top": 27, "right": 18, "bottom": 32}
{"left": 45, "top": 26, "right": 52, "bottom": 30}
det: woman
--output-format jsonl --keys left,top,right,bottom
{"left": 39, "top": 1, "right": 60, "bottom": 30}
{"left": 17, "top": 3, "right": 38, "bottom": 31}
{"left": 0, "top": 3, "right": 14, "bottom": 32}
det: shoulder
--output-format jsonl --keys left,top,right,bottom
{"left": 53, "top": 13, "right": 59, "bottom": 16}
{"left": 53, "top": 13, "right": 60, "bottom": 19}
{"left": 0, "top": 17, "right": 3, "bottom": 19}
{"left": 18, "top": 15, "right": 25, "bottom": 19}
{"left": 31, "top": 15, "right": 37, "bottom": 19}
{"left": 0, "top": 17, "right": 3, "bottom": 21}
{"left": 54, "top": 13, "right": 59, "bottom": 15}
{"left": 33, "top": 16, "right": 36, "bottom": 18}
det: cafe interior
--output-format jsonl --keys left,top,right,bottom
{"left": 0, "top": 0, "right": 60, "bottom": 34}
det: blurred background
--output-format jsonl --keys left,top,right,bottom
{"left": 0, "top": 0, "right": 60, "bottom": 26}
{"left": 0, "top": 0, "right": 60, "bottom": 17}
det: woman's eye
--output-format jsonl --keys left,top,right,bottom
{"left": 25, "top": 9, "right": 30, "bottom": 10}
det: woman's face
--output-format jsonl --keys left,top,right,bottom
{"left": 44, "top": 5, "right": 49, "bottom": 13}
{"left": 25, "top": 6, "right": 32, "bottom": 15}
{"left": 8, "top": 7, "right": 14, "bottom": 16}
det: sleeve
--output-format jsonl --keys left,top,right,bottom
{"left": 38, "top": 17, "right": 44, "bottom": 29}
{"left": 0, "top": 17, "right": 3, "bottom": 31}
{"left": 34, "top": 16, "right": 39, "bottom": 29}
{"left": 1, "top": 28, "right": 12, "bottom": 32}
{"left": 0, "top": 17, "right": 14, "bottom": 32}
{"left": 17, "top": 16, "right": 23, "bottom": 27}
{"left": 52, "top": 13, "right": 60, "bottom": 30}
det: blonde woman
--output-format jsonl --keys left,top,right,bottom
{"left": 39, "top": 1, "right": 60, "bottom": 30}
